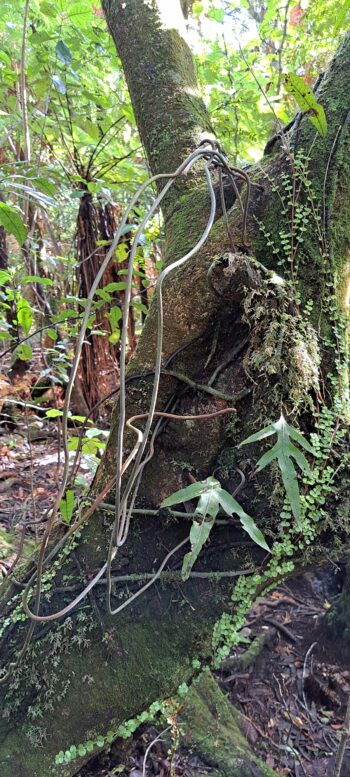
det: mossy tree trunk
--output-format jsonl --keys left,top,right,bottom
{"left": 180, "top": 671, "right": 276, "bottom": 777}
{"left": 0, "top": 2, "right": 349, "bottom": 776}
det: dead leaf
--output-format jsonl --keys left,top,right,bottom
{"left": 290, "top": 3, "right": 306, "bottom": 26}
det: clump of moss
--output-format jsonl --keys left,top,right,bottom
{"left": 242, "top": 275, "right": 320, "bottom": 410}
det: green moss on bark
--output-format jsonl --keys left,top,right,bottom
{"left": 0, "top": 612, "right": 212, "bottom": 777}
{"left": 101, "top": 0, "right": 212, "bottom": 219}
{"left": 180, "top": 672, "right": 277, "bottom": 776}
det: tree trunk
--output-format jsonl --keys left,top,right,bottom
{"left": 325, "top": 553, "right": 350, "bottom": 639}
{"left": 0, "top": 3, "right": 349, "bottom": 776}
{"left": 0, "top": 197, "right": 24, "bottom": 372}
{"left": 0, "top": 223, "right": 15, "bottom": 336}
{"left": 76, "top": 192, "right": 126, "bottom": 418}
{"left": 180, "top": 671, "right": 276, "bottom": 776}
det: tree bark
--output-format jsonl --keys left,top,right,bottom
{"left": 76, "top": 192, "right": 136, "bottom": 418}
{"left": 0, "top": 3, "right": 349, "bottom": 776}
{"left": 180, "top": 671, "right": 276, "bottom": 776}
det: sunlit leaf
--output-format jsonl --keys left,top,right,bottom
{"left": 68, "top": 437, "right": 79, "bottom": 451}
{"left": 59, "top": 489, "right": 75, "bottom": 523}
{"left": 17, "top": 299, "right": 32, "bottom": 334}
{"left": 45, "top": 328, "right": 57, "bottom": 341}
{"left": 0, "top": 270, "right": 11, "bottom": 286}
{"left": 40, "top": 1, "right": 58, "bottom": 17}
{"left": 33, "top": 177, "right": 56, "bottom": 197}
{"left": 109, "top": 305, "right": 122, "bottom": 331}
{"left": 15, "top": 343, "right": 32, "bottom": 361}
{"left": 282, "top": 73, "right": 327, "bottom": 137}
{"left": 108, "top": 331, "right": 120, "bottom": 344}
{"left": 22, "top": 275, "right": 54, "bottom": 286}
{"left": 51, "top": 74, "right": 66, "bottom": 94}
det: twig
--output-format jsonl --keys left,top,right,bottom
{"left": 276, "top": 0, "right": 292, "bottom": 95}
{"left": 103, "top": 568, "right": 253, "bottom": 584}
{"left": 142, "top": 728, "right": 170, "bottom": 777}
{"left": 302, "top": 641, "right": 318, "bottom": 712}
{"left": 20, "top": 0, "right": 31, "bottom": 164}
{"left": 262, "top": 615, "right": 298, "bottom": 643}
{"left": 162, "top": 368, "right": 242, "bottom": 401}
{"left": 208, "top": 336, "right": 250, "bottom": 386}
{"left": 24, "top": 401, "right": 37, "bottom": 530}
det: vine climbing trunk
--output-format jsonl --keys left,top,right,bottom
{"left": 0, "top": 3, "right": 350, "bottom": 776}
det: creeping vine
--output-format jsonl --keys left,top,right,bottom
{"left": 0, "top": 139, "right": 252, "bottom": 681}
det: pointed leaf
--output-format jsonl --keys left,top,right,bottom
{"left": 274, "top": 413, "right": 287, "bottom": 433}
{"left": 55, "top": 40, "right": 72, "bottom": 66}
{"left": 59, "top": 489, "right": 75, "bottom": 524}
{"left": 161, "top": 481, "right": 208, "bottom": 507}
{"left": 216, "top": 489, "right": 269, "bottom": 551}
{"left": 287, "top": 424, "right": 316, "bottom": 455}
{"left": 17, "top": 299, "right": 32, "bottom": 334}
{"left": 239, "top": 422, "right": 276, "bottom": 446}
{"left": 256, "top": 441, "right": 281, "bottom": 471}
{"left": 0, "top": 202, "right": 27, "bottom": 245}
{"left": 239, "top": 513, "right": 270, "bottom": 551}
{"left": 33, "top": 177, "right": 56, "bottom": 197}
{"left": 278, "top": 454, "right": 300, "bottom": 522}
{"left": 333, "top": 0, "right": 350, "bottom": 32}
{"left": 104, "top": 282, "right": 127, "bottom": 292}
{"left": 216, "top": 488, "right": 249, "bottom": 519}
{"left": 287, "top": 443, "right": 311, "bottom": 474}
{"left": 51, "top": 74, "right": 66, "bottom": 94}
{"left": 22, "top": 275, "right": 54, "bottom": 286}
{"left": 195, "top": 488, "right": 221, "bottom": 519}
{"left": 245, "top": 414, "right": 315, "bottom": 528}
{"left": 282, "top": 73, "right": 327, "bottom": 137}
{"left": 189, "top": 518, "right": 213, "bottom": 547}
{"left": 181, "top": 517, "right": 215, "bottom": 580}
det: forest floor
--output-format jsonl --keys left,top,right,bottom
{"left": 76, "top": 564, "right": 350, "bottom": 777}
{"left": 1, "top": 428, "right": 350, "bottom": 777}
